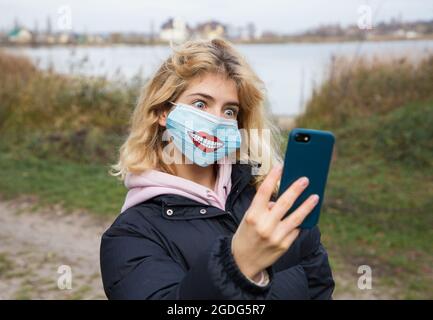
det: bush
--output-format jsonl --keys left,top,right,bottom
{"left": 0, "top": 50, "right": 143, "bottom": 163}
{"left": 297, "top": 55, "right": 433, "bottom": 129}
{"left": 376, "top": 102, "right": 433, "bottom": 168}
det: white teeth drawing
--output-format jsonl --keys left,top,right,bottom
{"left": 191, "top": 133, "right": 222, "bottom": 148}
{"left": 189, "top": 132, "right": 224, "bottom": 151}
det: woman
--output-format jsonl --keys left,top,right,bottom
{"left": 100, "top": 38, "right": 334, "bottom": 299}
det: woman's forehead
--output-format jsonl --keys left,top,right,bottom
{"left": 183, "top": 73, "right": 238, "bottom": 101}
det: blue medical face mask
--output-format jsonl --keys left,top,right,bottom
{"left": 165, "top": 102, "right": 242, "bottom": 167}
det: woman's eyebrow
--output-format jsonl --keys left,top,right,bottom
{"left": 186, "top": 92, "right": 240, "bottom": 107}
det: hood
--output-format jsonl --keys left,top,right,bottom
{"left": 120, "top": 160, "right": 232, "bottom": 213}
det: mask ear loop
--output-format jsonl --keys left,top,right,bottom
{"left": 168, "top": 101, "right": 191, "bottom": 110}
{"left": 164, "top": 102, "right": 177, "bottom": 146}
{"left": 169, "top": 101, "right": 190, "bottom": 109}
{"left": 166, "top": 101, "right": 177, "bottom": 114}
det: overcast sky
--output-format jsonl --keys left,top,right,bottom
{"left": 1, "top": 0, "right": 433, "bottom": 34}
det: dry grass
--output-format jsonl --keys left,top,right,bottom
{"left": 297, "top": 54, "right": 433, "bottom": 129}
{"left": 0, "top": 50, "right": 142, "bottom": 163}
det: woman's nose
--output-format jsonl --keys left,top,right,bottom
{"left": 207, "top": 105, "right": 224, "bottom": 118}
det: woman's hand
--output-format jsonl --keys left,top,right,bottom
{"left": 231, "top": 165, "right": 319, "bottom": 280}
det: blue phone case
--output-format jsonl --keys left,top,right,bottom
{"left": 277, "top": 128, "right": 335, "bottom": 229}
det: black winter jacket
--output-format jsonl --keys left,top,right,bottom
{"left": 100, "top": 162, "right": 335, "bottom": 299}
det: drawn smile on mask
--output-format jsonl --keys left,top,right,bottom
{"left": 166, "top": 102, "right": 241, "bottom": 167}
{"left": 187, "top": 130, "right": 224, "bottom": 153}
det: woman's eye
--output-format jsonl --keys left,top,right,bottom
{"left": 224, "top": 108, "right": 237, "bottom": 118}
{"left": 192, "top": 100, "right": 206, "bottom": 109}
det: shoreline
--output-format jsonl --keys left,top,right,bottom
{"left": 2, "top": 35, "right": 433, "bottom": 49}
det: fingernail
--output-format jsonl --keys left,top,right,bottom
{"left": 311, "top": 194, "right": 320, "bottom": 204}
{"left": 299, "top": 177, "right": 309, "bottom": 187}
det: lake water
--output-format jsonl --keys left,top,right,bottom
{"left": 6, "top": 39, "right": 433, "bottom": 116}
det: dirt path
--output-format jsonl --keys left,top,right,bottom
{"left": 0, "top": 197, "right": 391, "bottom": 300}
{"left": 0, "top": 197, "right": 111, "bottom": 299}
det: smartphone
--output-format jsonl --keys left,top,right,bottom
{"left": 277, "top": 128, "right": 335, "bottom": 229}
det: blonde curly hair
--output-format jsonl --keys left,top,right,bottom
{"left": 111, "top": 38, "right": 282, "bottom": 189}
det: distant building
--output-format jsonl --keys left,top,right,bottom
{"left": 260, "top": 30, "right": 280, "bottom": 41}
{"left": 58, "top": 32, "right": 72, "bottom": 44}
{"left": 394, "top": 29, "right": 419, "bottom": 39}
{"left": 160, "top": 17, "right": 190, "bottom": 43}
{"left": 225, "top": 24, "right": 240, "bottom": 40}
{"left": 405, "top": 31, "right": 419, "bottom": 39}
{"left": 7, "top": 27, "right": 32, "bottom": 43}
{"left": 225, "top": 22, "right": 258, "bottom": 41}
{"left": 0, "top": 31, "right": 6, "bottom": 43}
{"left": 194, "top": 20, "right": 227, "bottom": 40}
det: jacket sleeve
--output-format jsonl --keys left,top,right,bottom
{"left": 299, "top": 226, "right": 335, "bottom": 300}
{"left": 268, "top": 265, "right": 310, "bottom": 299}
{"left": 100, "top": 218, "right": 273, "bottom": 300}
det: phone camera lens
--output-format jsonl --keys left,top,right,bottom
{"left": 295, "top": 133, "right": 310, "bottom": 143}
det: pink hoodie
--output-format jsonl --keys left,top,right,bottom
{"left": 120, "top": 159, "right": 232, "bottom": 213}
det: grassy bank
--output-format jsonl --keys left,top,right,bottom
{"left": 294, "top": 56, "right": 433, "bottom": 299}
{"left": 0, "top": 50, "right": 432, "bottom": 298}
{"left": 0, "top": 50, "right": 136, "bottom": 215}
{"left": 0, "top": 151, "right": 125, "bottom": 216}
{"left": 0, "top": 50, "right": 142, "bottom": 164}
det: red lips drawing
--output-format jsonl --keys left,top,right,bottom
{"left": 188, "top": 131, "right": 224, "bottom": 153}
